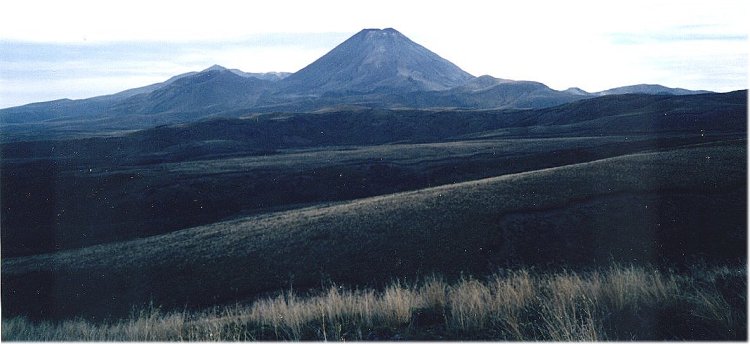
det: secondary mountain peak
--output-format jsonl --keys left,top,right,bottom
{"left": 108, "top": 64, "right": 273, "bottom": 115}
{"left": 563, "top": 87, "right": 591, "bottom": 96}
{"left": 203, "top": 64, "right": 228, "bottom": 72}
{"left": 279, "top": 27, "right": 474, "bottom": 95}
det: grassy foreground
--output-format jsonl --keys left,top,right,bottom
{"left": 2, "top": 265, "right": 745, "bottom": 341}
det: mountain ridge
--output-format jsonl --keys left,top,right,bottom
{"left": 106, "top": 67, "right": 274, "bottom": 115}
{"left": 0, "top": 28, "right": 723, "bottom": 138}
{"left": 595, "top": 83, "right": 712, "bottom": 96}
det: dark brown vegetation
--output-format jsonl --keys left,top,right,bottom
{"left": 2, "top": 141, "right": 745, "bottom": 322}
{"left": 2, "top": 91, "right": 745, "bottom": 257}
{"left": 1, "top": 91, "right": 746, "bottom": 340}
{"left": 2, "top": 133, "right": 725, "bottom": 257}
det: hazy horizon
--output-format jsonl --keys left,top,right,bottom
{"left": 0, "top": 0, "right": 747, "bottom": 109}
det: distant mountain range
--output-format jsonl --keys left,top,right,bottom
{"left": 0, "top": 28, "right": 718, "bottom": 137}
{"left": 568, "top": 84, "right": 711, "bottom": 97}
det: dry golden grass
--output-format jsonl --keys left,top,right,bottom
{"left": 2, "top": 264, "right": 744, "bottom": 341}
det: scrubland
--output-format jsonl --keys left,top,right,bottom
{"left": 3, "top": 265, "right": 744, "bottom": 341}
{"left": 2, "top": 141, "right": 745, "bottom": 323}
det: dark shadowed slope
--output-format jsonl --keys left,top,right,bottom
{"left": 0, "top": 92, "right": 743, "bottom": 258}
{"left": 2, "top": 141, "right": 745, "bottom": 319}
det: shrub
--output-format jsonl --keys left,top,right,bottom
{"left": 2, "top": 265, "right": 744, "bottom": 341}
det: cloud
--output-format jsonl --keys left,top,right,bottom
{"left": 0, "top": 34, "right": 350, "bottom": 108}
{"left": 609, "top": 32, "right": 747, "bottom": 45}
{"left": 0, "top": 0, "right": 747, "bottom": 108}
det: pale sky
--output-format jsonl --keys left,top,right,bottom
{"left": 0, "top": 0, "right": 747, "bottom": 108}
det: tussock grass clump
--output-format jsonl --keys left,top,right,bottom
{"left": 2, "top": 265, "right": 744, "bottom": 341}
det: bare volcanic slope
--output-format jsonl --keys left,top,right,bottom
{"left": 0, "top": 28, "right": 723, "bottom": 137}
{"left": 2, "top": 140, "right": 745, "bottom": 319}
{"left": 0, "top": 66, "right": 277, "bottom": 135}
{"left": 107, "top": 65, "right": 274, "bottom": 116}
{"left": 278, "top": 28, "right": 475, "bottom": 95}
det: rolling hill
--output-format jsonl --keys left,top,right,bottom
{"left": 0, "top": 27, "right": 745, "bottom": 336}
{"left": 2, "top": 141, "right": 745, "bottom": 319}
{"left": 1, "top": 91, "right": 745, "bottom": 258}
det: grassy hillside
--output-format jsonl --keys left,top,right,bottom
{"left": 2, "top": 140, "right": 745, "bottom": 320}
{"left": 2, "top": 265, "right": 744, "bottom": 340}
{"left": 2, "top": 91, "right": 744, "bottom": 257}
{"left": 4, "top": 133, "right": 726, "bottom": 257}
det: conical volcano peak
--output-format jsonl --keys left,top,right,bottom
{"left": 359, "top": 27, "right": 402, "bottom": 35}
{"left": 202, "top": 64, "right": 228, "bottom": 72}
{"left": 354, "top": 28, "right": 410, "bottom": 44}
{"left": 280, "top": 27, "right": 474, "bottom": 94}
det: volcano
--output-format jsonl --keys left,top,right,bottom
{"left": 279, "top": 28, "right": 475, "bottom": 95}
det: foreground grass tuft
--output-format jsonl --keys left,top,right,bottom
{"left": 2, "top": 265, "right": 745, "bottom": 341}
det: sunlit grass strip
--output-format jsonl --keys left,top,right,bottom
{"left": 2, "top": 264, "right": 744, "bottom": 341}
